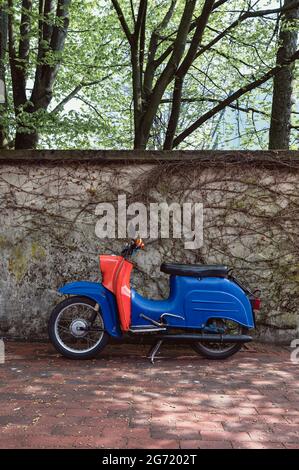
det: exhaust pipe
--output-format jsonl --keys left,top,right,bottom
{"left": 156, "top": 334, "right": 252, "bottom": 344}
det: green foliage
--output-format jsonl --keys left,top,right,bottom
{"left": 1, "top": 0, "right": 298, "bottom": 149}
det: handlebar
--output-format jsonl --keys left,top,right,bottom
{"left": 121, "top": 238, "right": 145, "bottom": 257}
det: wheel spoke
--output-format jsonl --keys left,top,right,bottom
{"left": 54, "top": 302, "right": 105, "bottom": 354}
{"left": 86, "top": 328, "right": 104, "bottom": 332}
{"left": 198, "top": 319, "right": 243, "bottom": 354}
{"left": 57, "top": 325, "right": 72, "bottom": 335}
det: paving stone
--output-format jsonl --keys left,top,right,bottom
{"left": 0, "top": 341, "right": 298, "bottom": 449}
{"left": 232, "top": 441, "right": 285, "bottom": 449}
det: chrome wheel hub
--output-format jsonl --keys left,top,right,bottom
{"left": 70, "top": 319, "right": 88, "bottom": 338}
{"left": 54, "top": 302, "right": 105, "bottom": 354}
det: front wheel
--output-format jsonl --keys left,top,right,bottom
{"left": 48, "top": 296, "right": 109, "bottom": 359}
{"left": 193, "top": 319, "right": 249, "bottom": 360}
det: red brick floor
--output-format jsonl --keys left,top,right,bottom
{"left": 0, "top": 341, "right": 298, "bottom": 449}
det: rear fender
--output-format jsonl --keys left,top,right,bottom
{"left": 58, "top": 281, "right": 122, "bottom": 338}
{"left": 182, "top": 277, "right": 255, "bottom": 329}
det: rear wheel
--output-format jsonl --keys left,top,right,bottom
{"left": 48, "top": 296, "right": 109, "bottom": 359}
{"left": 193, "top": 319, "right": 249, "bottom": 359}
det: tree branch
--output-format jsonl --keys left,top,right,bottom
{"left": 7, "top": 0, "right": 27, "bottom": 109}
{"left": 43, "top": 0, "right": 55, "bottom": 45}
{"left": 164, "top": 0, "right": 215, "bottom": 149}
{"left": 31, "top": 0, "right": 71, "bottom": 110}
{"left": 155, "top": 0, "right": 299, "bottom": 68}
{"left": 144, "top": 0, "right": 177, "bottom": 96}
{"left": 195, "top": 0, "right": 299, "bottom": 61}
{"left": 154, "top": 0, "right": 228, "bottom": 69}
{"left": 18, "top": 0, "right": 32, "bottom": 64}
{"left": 73, "top": 95, "right": 104, "bottom": 119}
{"left": 162, "top": 96, "right": 269, "bottom": 116}
{"left": 50, "top": 0, "right": 71, "bottom": 53}
{"left": 135, "top": 0, "right": 147, "bottom": 38}
{"left": 137, "top": 0, "right": 147, "bottom": 96}
{"left": 173, "top": 49, "right": 299, "bottom": 147}
{"left": 130, "top": 0, "right": 136, "bottom": 24}
{"left": 177, "top": 0, "right": 216, "bottom": 78}
{"left": 111, "top": 0, "right": 132, "bottom": 44}
{"left": 51, "top": 76, "right": 113, "bottom": 114}
{"left": 138, "top": 0, "right": 197, "bottom": 148}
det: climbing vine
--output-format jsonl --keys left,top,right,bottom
{"left": 0, "top": 152, "right": 298, "bottom": 342}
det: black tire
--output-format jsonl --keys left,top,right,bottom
{"left": 192, "top": 323, "right": 249, "bottom": 360}
{"left": 48, "top": 296, "right": 109, "bottom": 359}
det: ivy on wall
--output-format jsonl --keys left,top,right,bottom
{"left": 0, "top": 152, "right": 298, "bottom": 342}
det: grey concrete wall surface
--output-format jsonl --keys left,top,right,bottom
{"left": 0, "top": 150, "right": 299, "bottom": 343}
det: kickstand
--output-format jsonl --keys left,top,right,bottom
{"left": 148, "top": 340, "right": 163, "bottom": 365}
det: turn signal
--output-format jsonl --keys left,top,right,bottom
{"left": 135, "top": 238, "right": 144, "bottom": 248}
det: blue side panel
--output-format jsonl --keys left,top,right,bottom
{"left": 131, "top": 288, "right": 186, "bottom": 327}
{"left": 58, "top": 281, "right": 122, "bottom": 338}
{"left": 131, "top": 275, "right": 254, "bottom": 329}
{"left": 183, "top": 278, "right": 255, "bottom": 328}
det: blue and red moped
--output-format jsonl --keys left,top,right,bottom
{"left": 48, "top": 238, "right": 260, "bottom": 362}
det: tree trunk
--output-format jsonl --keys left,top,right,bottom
{"left": 269, "top": 0, "right": 299, "bottom": 149}
{"left": 14, "top": 129, "right": 39, "bottom": 149}
{"left": 7, "top": 0, "right": 71, "bottom": 149}
{"left": 163, "top": 76, "right": 183, "bottom": 149}
{"left": 131, "top": 43, "right": 144, "bottom": 149}
{"left": 0, "top": 3, "right": 8, "bottom": 148}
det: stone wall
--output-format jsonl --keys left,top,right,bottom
{"left": 0, "top": 150, "right": 299, "bottom": 343}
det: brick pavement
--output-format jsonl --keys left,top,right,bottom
{"left": 0, "top": 341, "right": 298, "bottom": 449}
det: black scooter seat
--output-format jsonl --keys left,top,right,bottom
{"left": 160, "top": 263, "right": 229, "bottom": 278}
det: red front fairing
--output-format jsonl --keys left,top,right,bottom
{"left": 99, "top": 255, "right": 133, "bottom": 331}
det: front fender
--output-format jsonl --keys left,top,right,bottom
{"left": 58, "top": 281, "right": 122, "bottom": 338}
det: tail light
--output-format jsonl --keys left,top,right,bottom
{"left": 251, "top": 297, "right": 261, "bottom": 310}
